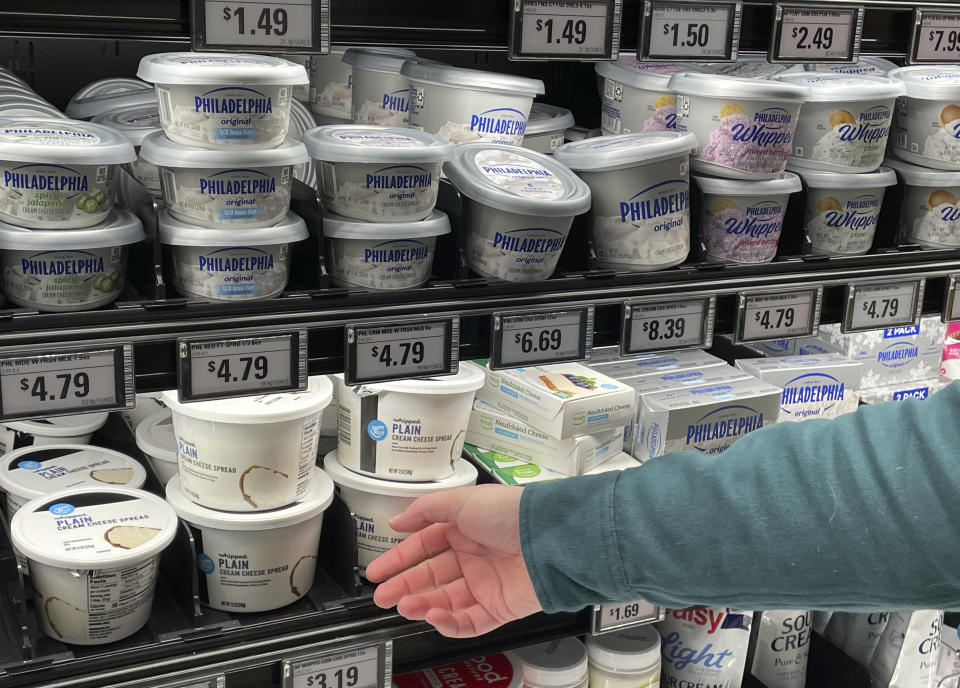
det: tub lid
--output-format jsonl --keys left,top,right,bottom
{"left": 322, "top": 209, "right": 451, "bottom": 239}
{"left": 10, "top": 485, "right": 177, "bottom": 568}
{"left": 160, "top": 374, "right": 332, "bottom": 423}
{"left": 701, "top": 57, "right": 792, "bottom": 79}
{"left": 137, "top": 52, "right": 309, "bottom": 86}
{"left": 65, "top": 89, "right": 158, "bottom": 120}
{"left": 694, "top": 171, "right": 802, "bottom": 195}
{"left": 0, "top": 117, "right": 136, "bottom": 164}
{"left": 0, "top": 103, "right": 62, "bottom": 118}
{"left": 595, "top": 58, "right": 700, "bottom": 90}
{"left": 91, "top": 106, "right": 162, "bottom": 146}
{"left": 668, "top": 71, "right": 810, "bottom": 101}
{"left": 71, "top": 77, "right": 153, "bottom": 101}
{"left": 524, "top": 103, "right": 575, "bottom": 136}
{"left": 140, "top": 131, "right": 309, "bottom": 167}
{"left": 443, "top": 144, "right": 591, "bottom": 217}
{"left": 342, "top": 48, "right": 429, "bottom": 74}
{"left": 787, "top": 164, "right": 897, "bottom": 189}
{"left": 4, "top": 412, "right": 109, "bottom": 437}
{"left": 165, "top": 467, "right": 335, "bottom": 530}
{"left": 158, "top": 209, "right": 308, "bottom": 247}
{"left": 324, "top": 451, "right": 478, "bottom": 497}
{"left": 0, "top": 208, "right": 145, "bottom": 250}
{"left": 508, "top": 638, "right": 588, "bottom": 688}
{"left": 0, "top": 71, "right": 30, "bottom": 89}
{"left": 774, "top": 73, "right": 904, "bottom": 101}
{"left": 554, "top": 131, "right": 698, "bottom": 171}
{"left": 400, "top": 61, "right": 544, "bottom": 97}
{"left": 883, "top": 155, "right": 960, "bottom": 186}
{"left": 585, "top": 627, "right": 662, "bottom": 672}
{"left": 888, "top": 65, "right": 960, "bottom": 99}
{"left": 0, "top": 444, "right": 147, "bottom": 503}
{"left": 302, "top": 125, "right": 455, "bottom": 163}
{"left": 134, "top": 410, "right": 176, "bottom": 465}
{"left": 803, "top": 56, "right": 900, "bottom": 76}
{"left": 337, "top": 360, "right": 486, "bottom": 395}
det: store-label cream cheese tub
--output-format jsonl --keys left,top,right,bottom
{"left": 137, "top": 52, "right": 308, "bottom": 149}
{"left": 888, "top": 66, "right": 960, "bottom": 170}
{"left": 0, "top": 412, "right": 108, "bottom": 456}
{"left": 335, "top": 362, "right": 484, "bottom": 481}
{"left": 161, "top": 377, "right": 332, "bottom": 511}
{"left": 91, "top": 106, "right": 163, "bottom": 196}
{"left": 135, "top": 410, "right": 178, "bottom": 484}
{"left": 885, "top": 156, "right": 960, "bottom": 248}
{"left": 10, "top": 485, "right": 176, "bottom": 644}
{"left": 595, "top": 59, "right": 700, "bottom": 135}
{"left": 166, "top": 468, "right": 333, "bottom": 612}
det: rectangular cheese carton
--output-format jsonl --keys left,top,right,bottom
{"left": 464, "top": 443, "right": 640, "bottom": 485}
{"left": 590, "top": 349, "right": 725, "bottom": 379}
{"left": 860, "top": 379, "right": 948, "bottom": 405}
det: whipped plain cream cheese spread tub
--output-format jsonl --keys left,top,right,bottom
{"left": 595, "top": 59, "right": 699, "bottom": 135}
{"left": 556, "top": 132, "right": 697, "bottom": 272}
{"left": 586, "top": 628, "right": 661, "bottom": 688}
{"left": 161, "top": 377, "right": 331, "bottom": 512}
{"left": 522, "top": 103, "right": 575, "bottom": 154}
{"left": 888, "top": 66, "right": 960, "bottom": 170}
{"left": 137, "top": 52, "right": 308, "bottom": 148}
{"left": 0, "top": 412, "right": 108, "bottom": 456}
{"left": 344, "top": 49, "right": 429, "bottom": 126}
{"left": 510, "top": 637, "right": 589, "bottom": 688}
{"left": 304, "top": 124, "right": 454, "bottom": 222}
{"left": 135, "top": 410, "right": 178, "bottom": 483}
{"left": 884, "top": 156, "right": 960, "bottom": 248}
{"left": 10, "top": 485, "right": 176, "bottom": 644}
{"left": 166, "top": 467, "right": 334, "bottom": 612}
{"left": 92, "top": 106, "right": 163, "bottom": 196}
{"left": 443, "top": 144, "right": 591, "bottom": 282}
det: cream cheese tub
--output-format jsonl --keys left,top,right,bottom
{"left": 694, "top": 172, "right": 801, "bottom": 263}
{"left": 160, "top": 378, "right": 331, "bottom": 512}
{"left": 119, "top": 392, "right": 165, "bottom": 433}
{"left": 166, "top": 468, "right": 333, "bottom": 612}
{"left": 159, "top": 209, "right": 307, "bottom": 301}
{"left": 790, "top": 165, "right": 897, "bottom": 256}
{"left": 774, "top": 73, "right": 902, "bottom": 173}
{"left": 65, "top": 77, "right": 155, "bottom": 119}
{"left": 137, "top": 52, "right": 308, "bottom": 149}
{"left": 443, "top": 144, "right": 590, "bottom": 282}
{"left": 702, "top": 57, "right": 792, "bottom": 79}
{"left": 522, "top": 103, "right": 575, "bottom": 154}
{"left": 135, "top": 410, "right": 178, "bottom": 484}
{"left": 323, "top": 209, "right": 450, "bottom": 290}
{"left": 884, "top": 156, "right": 960, "bottom": 248}
{"left": 335, "top": 362, "right": 484, "bottom": 482}
{"left": 323, "top": 451, "right": 477, "bottom": 573}
{"left": 0, "top": 117, "right": 135, "bottom": 228}
{"left": 281, "top": 54, "right": 314, "bottom": 103}
{"left": 586, "top": 628, "right": 662, "bottom": 688}
{"left": 92, "top": 106, "right": 163, "bottom": 195}
{"left": 0, "top": 413, "right": 108, "bottom": 456}
{"left": 888, "top": 66, "right": 960, "bottom": 170}
{"left": 509, "top": 637, "right": 589, "bottom": 688}
{"left": 799, "top": 56, "right": 899, "bottom": 76}
{"left": 0, "top": 208, "right": 144, "bottom": 312}
{"left": 595, "top": 59, "right": 699, "bottom": 135}
{"left": 0, "top": 101, "right": 63, "bottom": 119}
{"left": 303, "top": 125, "right": 454, "bottom": 222}
{"left": 311, "top": 48, "right": 415, "bottom": 119}
{"left": 555, "top": 132, "right": 697, "bottom": 272}
{"left": 669, "top": 72, "right": 810, "bottom": 179}
{"left": 394, "top": 655, "right": 523, "bottom": 688}
{"left": 402, "top": 61, "right": 544, "bottom": 146}
{"left": 344, "top": 49, "right": 429, "bottom": 126}
{"left": 142, "top": 132, "right": 307, "bottom": 228}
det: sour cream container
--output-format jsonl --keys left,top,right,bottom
{"left": 884, "top": 156, "right": 960, "bottom": 248}
{"left": 303, "top": 124, "right": 454, "bottom": 222}
{"left": 595, "top": 59, "right": 699, "bottom": 135}
{"left": 0, "top": 413, "right": 108, "bottom": 456}
{"left": 92, "top": 106, "right": 163, "bottom": 195}
{"left": 165, "top": 467, "right": 333, "bottom": 612}
{"left": 586, "top": 627, "right": 662, "bottom": 688}
{"left": 160, "top": 377, "right": 332, "bottom": 512}
{"left": 669, "top": 72, "right": 810, "bottom": 180}
{"left": 335, "top": 362, "right": 484, "bottom": 482}
{"left": 0, "top": 117, "right": 135, "bottom": 228}
{"left": 555, "top": 132, "right": 697, "bottom": 271}
{"left": 65, "top": 77, "right": 156, "bottom": 119}
{"left": 888, "top": 66, "right": 960, "bottom": 170}
{"left": 159, "top": 209, "right": 307, "bottom": 301}
{"left": 694, "top": 172, "right": 802, "bottom": 263}
{"left": 323, "top": 450, "right": 477, "bottom": 573}
{"left": 394, "top": 655, "right": 523, "bottom": 688}
{"left": 509, "top": 637, "right": 589, "bottom": 688}
{"left": 402, "top": 62, "right": 544, "bottom": 146}
{"left": 443, "top": 144, "right": 591, "bottom": 282}
{"left": 522, "top": 103, "right": 575, "bottom": 154}
{"left": 344, "top": 49, "right": 424, "bottom": 126}
{"left": 12, "top": 485, "right": 176, "bottom": 644}
{"left": 789, "top": 164, "right": 897, "bottom": 256}
{"left": 135, "top": 410, "right": 178, "bottom": 483}
{"left": 137, "top": 52, "right": 308, "bottom": 149}
{"left": 0, "top": 209, "right": 144, "bottom": 312}
{"left": 323, "top": 209, "right": 450, "bottom": 290}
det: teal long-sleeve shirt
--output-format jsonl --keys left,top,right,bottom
{"left": 519, "top": 381, "right": 960, "bottom": 613}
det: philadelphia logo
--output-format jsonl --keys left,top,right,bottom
{"left": 194, "top": 87, "right": 273, "bottom": 118}
{"left": 491, "top": 228, "right": 566, "bottom": 255}
{"left": 363, "top": 239, "right": 429, "bottom": 264}
{"left": 686, "top": 405, "right": 764, "bottom": 450}
{"left": 364, "top": 165, "right": 432, "bottom": 193}
{"left": 618, "top": 179, "right": 689, "bottom": 232}
{"left": 723, "top": 200, "right": 783, "bottom": 238}
{"left": 21, "top": 250, "right": 103, "bottom": 277}
{"left": 780, "top": 373, "right": 845, "bottom": 414}
{"left": 469, "top": 107, "right": 527, "bottom": 137}
{"left": 198, "top": 247, "right": 274, "bottom": 273}
{"left": 835, "top": 105, "right": 891, "bottom": 145}
{"left": 4, "top": 163, "right": 88, "bottom": 192}
{"left": 824, "top": 194, "right": 880, "bottom": 231}
{"left": 731, "top": 107, "right": 794, "bottom": 148}
{"left": 198, "top": 169, "right": 275, "bottom": 196}
{"left": 380, "top": 89, "right": 409, "bottom": 113}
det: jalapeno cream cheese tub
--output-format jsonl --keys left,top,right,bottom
{"left": 303, "top": 125, "right": 454, "bottom": 222}
{"left": 595, "top": 59, "right": 700, "bottom": 135}
{"left": 92, "top": 106, "right": 163, "bottom": 196}
{"left": 0, "top": 413, "right": 108, "bottom": 456}
{"left": 522, "top": 103, "right": 575, "bottom": 155}
{"left": 888, "top": 66, "right": 960, "bottom": 170}
{"left": 443, "top": 144, "right": 590, "bottom": 282}
{"left": 884, "top": 156, "right": 960, "bottom": 248}
{"left": 137, "top": 52, "right": 308, "bottom": 149}
{"left": 394, "top": 654, "right": 524, "bottom": 688}
{"left": 0, "top": 209, "right": 144, "bottom": 312}
{"left": 0, "top": 117, "right": 135, "bottom": 228}
{"left": 135, "top": 410, "right": 178, "bottom": 484}
{"left": 556, "top": 132, "right": 697, "bottom": 272}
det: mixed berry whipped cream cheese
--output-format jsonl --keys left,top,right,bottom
{"left": 344, "top": 49, "right": 437, "bottom": 126}
{"left": 595, "top": 59, "right": 700, "bottom": 135}
{"left": 884, "top": 156, "right": 960, "bottom": 248}
{"left": 91, "top": 106, "right": 163, "bottom": 195}
{"left": 888, "top": 66, "right": 960, "bottom": 170}
{"left": 522, "top": 103, "right": 575, "bottom": 155}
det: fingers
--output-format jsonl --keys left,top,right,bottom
{"left": 424, "top": 607, "right": 505, "bottom": 639}
{"left": 388, "top": 487, "right": 473, "bottom": 534}
{"left": 372, "top": 549, "right": 462, "bottom": 608}
{"left": 365, "top": 522, "right": 452, "bottom": 584}
{"left": 395, "top": 578, "right": 476, "bottom": 620}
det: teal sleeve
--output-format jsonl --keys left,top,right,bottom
{"left": 520, "top": 381, "right": 960, "bottom": 613}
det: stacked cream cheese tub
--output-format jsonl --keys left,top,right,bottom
{"left": 595, "top": 59, "right": 701, "bottom": 135}
{"left": 136, "top": 52, "right": 311, "bottom": 302}
{"left": 0, "top": 67, "right": 62, "bottom": 118}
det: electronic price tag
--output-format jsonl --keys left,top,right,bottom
{"left": 638, "top": 0, "right": 742, "bottom": 62}
{"left": 769, "top": 3, "right": 863, "bottom": 63}
{"left": 151, "top": 675, "right": 225, "bottom": 688}
{"left": 620, "top": 296, "right": 715, "bottom": 355}
{"left": 344, "top": 319, "right": 458, "bottom": 386}
{"left": 735, "top": 287, "right": 823, "bottom": 344}
{"left": 909, "top": 8, "right": 960, "bottom": 64}
{"left": 843, "top": 280, "right": 925, "bottom": 333}
{"left": 490, "top": 306, "right": 593, "bottom": 370}
{"left": 509, "top": 0, "right": 622, "bottom": 61}
{"left": 592, "top": 600, "right": 664, "bottom": 635}
{"left": 944, "top": 274, "right": 960, "bottom": 323}
{"left": 191, "top": 0, "right": 329, "bottom": 53}
{"left": 282, "top": 640, "right": 391, "bottom": 688}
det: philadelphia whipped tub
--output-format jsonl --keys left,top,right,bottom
{"left": 885, "top": 156, "right": 960, "bottom": 248}
{"left": 888, "top": 65, "right": 960, "bottom": 170}
{"left": 595, "top": 59, "right": 698, "bottom": 134}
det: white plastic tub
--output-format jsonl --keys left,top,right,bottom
{"left": 0, "top": 413, "right": 108, "bottom": 455}
{"left": 159, "top": 209, "right": 307, "bottom": 301}
{"left": 92, "top": 106, "right": 163, "bottom": 196}
{"left": 344, "top": 49, "right": 426, "bottom": 126}
{"left": 11, "top": 485, "right": 176, "bottom": 644}
{"left": 0, "top": 117, "right": 135, "bottom": 228}
{"left": 310, "top": 48, "right": 415, "bottom": 119}
{"left": 595, "top": 60, "right": 699, "bottom": 134}
{"left": 335, "top": 362, "right": 484, "bottom": 481}
{"left": 141, "top": 132, "right": 308, "bottom": 228}
{"left": 555, "top": 132, "right": 697, "bottom": 272}
{"left": 586, "top": 628, "right": 662, "bottom": 688}
{"left": 702, "top": 57, "right": 793, "bottom": 79}
{"left": 402, "top": 62, "right": 544, "bottom": 146}
{"left": 888, "top": 66, "right": 960, "bottom": 170}
{"left": 443, "top": 144, "right": 591, "bottom": 282}
{"left": 119, "top": 392, "right": 165, "bottom": 433}
{"left": 323, "top": 209, "right": 450, "bottom": 290}
{"left": 135, "top": 410, "right": 177, "bottom": 483}
{"left": 0, "top": 208, "right": 144, "bottom": 312}
{"left": 795, "top": 56, "right": 900, "bottom": 77}
{"left": 65, "top": 78, "right": 156, "bottom": 120}
{"left": 137, "top": 52, "right": 308, "bottom": 149}
{"left": 509, "top": 637, "right": 589, "bottom": 688}
{"left": 303, "top": 124, "right": 454, "bottom": 222}
{"left": 166, "top": 468, "right": 333, "bottom": 612}
{"left": 884, "top": 157, "right": 960, "bottom": 248}
{"left": 522, "top": 103, "right": 575, "bottom": 154}
{"left": 323, "top": 450, "right": 477, "bottom": 573}
{"left": 160, "top": 377, "right": 332, "bottom": 511}
{"left": 281, "top": 54, "right": 314, "bottom": 103}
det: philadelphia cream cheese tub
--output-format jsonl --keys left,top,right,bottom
{"left": 159, "top": 209, "right": 307, "bottom": 301}
{"left": 555, "top": 132, "right": 698, "bottom": 272}
{"left": 65, "top": 77, "right": 156, "bottom": 120}
{"left": 135, "top": 410, "right": 178, "bottom": 484}
{"left": 137, "top": 52, "right": 308, "bottom": 149}
{"left": 796, "top": 56, "right": 899, "bottom": 77}
{"left": 522, "top": 103, "right": 575, "bottom": 154}
{"left": 161, "top": 377, "right": 332, "bottom": 512}
{"left": 303, "top": 124, "right": 454, "bottom": 222}
{"left": 344, "top": 49, "right": 428, "bottom": 126}
{"left": 443, "top": 144, "right": 591, "bottom": 282}
{"left": 0, "top": 117, "right": 135, "bottom": 228}
{"left": 595, "top": 59, "right": 699, "bottom": 135}
{"left": 323, "top": 209, "right": 449, "bottom": 290}
{"left": 0, "top": 412, "right": 108, "bottom": 456}
{"left": 884, "top": 156, "right": 960, "bottom": 248}
{"left": 889, "top": 66, "right": 960, "bottom": 170}
{"left": 402, "top": 61, "right": 543, "bottom": 146}
{"left": 0, "top": 208, "right": 144, "bottom": 312}
{"left": 281, "top": 54, "right": 314, "bottom": 103}
{"left": 335, "top": 362, "right": 484, "bottom": 482}
{"left": 142, "top": 132, "right": 308, "bottom": 228}
{"left": 0, "top": 100, "right": 63, "bottom": 119}
{"left": 165, "top": 468, "right": 334, "bottom": 612}
{"left": 91, "top": 106, "right": 163, "bottom": 196}
{"left": 323, "top": 450, "right": 477, "bottom": 573}
{"left": 310, "top": 48, "right": 415, "bottom": 119}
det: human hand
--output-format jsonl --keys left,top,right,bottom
{"left": 365, "top": 484, "right": 542, "bottom": 638}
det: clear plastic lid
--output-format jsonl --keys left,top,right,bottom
{"left": 586, "top": 627, "right": 662, "bottom": 674}
{"left": 137, "top": 52, "right": 309, "bottom": 86}
{"left": 158, "top": 209, "right": 308, "bottom": 247}
{"left": 302, "top": 125, "right": 455, "bottom": 163}
{"left": 883, "top": 156, "right": 960, "bottom": 186}
{"left": 525, "top": 103, "right": 575, "bottom": 136}
{"left": 0, "top": 103, "right": 62, "bottom": 118}
{"left": 888, "top": 65, "right": 960, "bottom": 99}
{"left": 400, "top": 62, "right": 544, "bottom": 97}
{"left": 140, "top": 131, "right": 308, "bottom": 167}
{"left": 160, "top": 375, "right": 332, "bottom": 424}
{"left": 91, "top": 106, "right": 162, "bottom": 146}
{"left": 0, "top": 117, "right": 136, "bottom": 164}
{"left": 65, "top": 89, "right": 158, "bottom": 120}
{"left": 5, "top": 412, "right": 108, "bottom": 437}
{"left": 774, "top": 73, "right": 904, "bottom": 101}
{"left": 322, "top": 209, "right": 451, "bottom": 239}
{"left": 134, "top": 410, "right": 176, "bottom": 464}
{"left": 0, "top": 208, "right": 144, "bottom": 250}
{"left": 668, "top": 71, "right": 810, "bottom": 101}
{"left": 509, "top": 638, "right": 588, "bottom": 688}
{"left": 554, "top": 131, "right": 697, "bottom": 171}
{"left": 595, "top": 58, "right": 700, "bottom": 90}
{"left": 336, "top": 360, "right": 485, "bottom": 396}
{"left": 804, "top": 56, "right": 900, "bottom": 76}
{"left": 787, "top": 164, "right": 897, "bottom": 189}
{"left": 701, "top": 57, "right": 792, "bottom": 79}
{"left": 324, "top": 450, "right": 477, "bottom": 498}
{"left": 694, "top": 171, "right": 801, "bottom": 195}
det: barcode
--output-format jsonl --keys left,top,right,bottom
{"left": 161, "top": 169, "right": 178, "bottom": 205}
{"left": 319, "top": 161, "right": 337, "bottom": 196}
{"left": 337, "top": 406, "right": 351, "bottom": 446}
